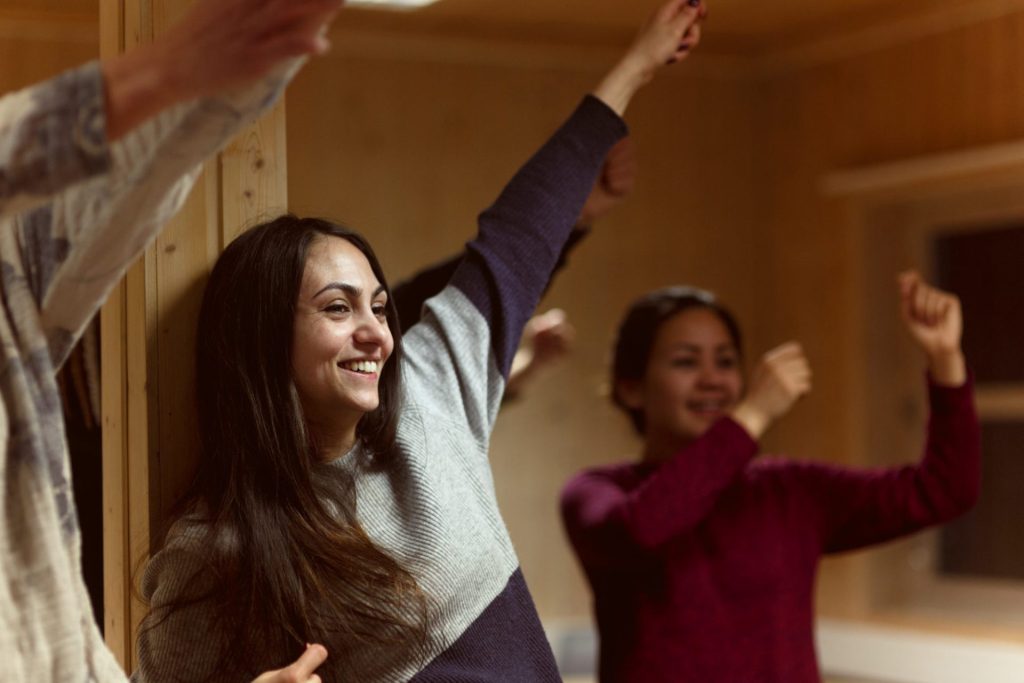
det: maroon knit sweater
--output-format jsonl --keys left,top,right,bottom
{"left": 561, "top": 378, "right": 980, "bottom": 682}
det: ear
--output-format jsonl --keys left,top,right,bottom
{"left": 615, "top": 378, "right": 646, "bottom": 411}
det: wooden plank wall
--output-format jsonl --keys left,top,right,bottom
{"left": 752, "top": 6, "right": 1024, "bottom": 624}
{"left": 97, "top": 0, "right": 289, "bottom": 670}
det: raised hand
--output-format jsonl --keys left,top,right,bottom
{"left": 578, "top": 137, "right": 638, "bottom": 226}
{"left": 729, "top": 342, "right": 812, "bottom": 440}
{"left": 525, "top": 308, "right": 576, "bottom": 368}
{"left": 103, "top": 0, "right": 344, "bottom": 140}
{"left": 506, "top": 309, "right": 576, "bottom": 399}
{"left": 898, "top": 271, "right": 966, "bottom": 386}
{"left": 592, "top": 0, "right": 707, "bottom": 116}
{"left": 252, "top": 644, "right": 328, "bottom": 683}
{"left": 156, "top": 0, "right": 345, "bottom": 100}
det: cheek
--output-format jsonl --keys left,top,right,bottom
{"left": 728, "top": 372, "right": 744, "bottom": 397}
{"left": 639, "top": 374, "right": 693, "bottom": 414}
{"left": 292, "top": 323, "right": 344, "bottom": 380}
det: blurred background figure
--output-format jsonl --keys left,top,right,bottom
{"left": 562, "top": 272, "right": 977, "bottom": 682}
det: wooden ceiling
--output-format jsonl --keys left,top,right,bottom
{"left": 0, "top": 0, "right": 1002, "bottom": 54}
{"left": 341, "top": 0, "right": 977, "bottom": 53}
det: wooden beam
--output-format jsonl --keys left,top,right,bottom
{"left": 100, "top": 0, "right": 289, "bottom": 672}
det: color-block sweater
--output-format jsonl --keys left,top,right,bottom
{"left": 561, "top": 378, "right": 980, "bottom": 683}
{"left": 136, "top": 95, "right": 628, "bottom": 682}
{"left": 0, "top": 62, "right": 298, "bottom": 682}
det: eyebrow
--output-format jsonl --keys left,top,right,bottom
{"left": 669, "top": 343, "right": 738, "bottom": 353}
{"left": 312, "top": 282, "right": 387, "bottom": 300}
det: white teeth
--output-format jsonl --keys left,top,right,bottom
{"left": 341, "top": 360, "right": 379, "bottom": 374}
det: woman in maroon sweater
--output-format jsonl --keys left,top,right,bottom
{"left": 560, "top": 272, "right": 980, "bottom": 682}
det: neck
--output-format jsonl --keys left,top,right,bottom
{"left": 640, "top": 429, "right": 693, "bottom": 465}
{"left": 308, "top": 414, "right": 360, "bottom": 462}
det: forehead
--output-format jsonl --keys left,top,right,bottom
{"left": 301, "top": 236, "right": 380, "bottom": 292}
{"left": 653, "top": 307, "right": 736, "bottom": 351}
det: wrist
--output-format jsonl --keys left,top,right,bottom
{"left": 592, "top": 56, "right": 649, "bottom": 117}
{"left": 927, "top": 349, "right": 967, "bottom": 387}
{"left": 729, "top": 401, "right": 769, "bottom": 441}
{"left": 102, "top": 43, "right": 186, "bottom": 141}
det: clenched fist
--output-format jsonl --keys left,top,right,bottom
{"left": 729, "top": 342, "right": 811, "bottom": 440}
{"left": 898, "top": 271, "right": 966, "bottom": 386}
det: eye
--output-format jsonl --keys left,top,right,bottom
{"left": 716, "top": 355, "right": 738, "bottom": 370}
{"left": 324, "top": 301, "right": 351, "bottom": 315}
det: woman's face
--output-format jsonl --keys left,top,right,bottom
{"left": 291, "top": 236, "right": 394, "bottom": 428}
{"left": 620, "top": 307, "right": 743, "bottom": 445}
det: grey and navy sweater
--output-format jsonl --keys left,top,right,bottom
{"left": 136, "top": 96, "right": 627, "bottom": 682}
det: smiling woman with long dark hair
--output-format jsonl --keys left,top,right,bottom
{"left": 133, "top": 2, "right": 708, "bottom": 681}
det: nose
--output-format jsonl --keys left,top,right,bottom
{"left": 696, "top": 361, "right": 726, "bottom": 388}
{"left": 352, "top": 310, "right": 390, "bottom": 348}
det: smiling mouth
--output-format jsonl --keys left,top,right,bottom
{"left": 686, "top": 399, "right": 729, "bottom": 416}
{"left": 338, "top": 360, "right": 382, "bottom": 375}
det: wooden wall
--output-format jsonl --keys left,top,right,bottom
{"left": 752, "top": 7, "right": 1024, "bottom": 620}
{"left": 0, "top": 13, "right": 96, "bottom": 91}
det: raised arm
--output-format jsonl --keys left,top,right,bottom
{"left": 562, "top": 417, "right": 757, "bottom": 569}
{"left": 797, "top": 273, "right": 979, "bottom": 553}
{"left": 0, "top": 66, "right": 109, "bottom": 219}
{"left": 0, "top": 0, "right": 340, "bottom": 220}
{"left": 402, "top": 0, "right": 705, "bottom": 441}
{"left": 14, "top": 0, "right": 342, "bottom": 366}
{"left": 392, "top": 136, "right": 636, "bottom": 331}
{"left": 101, "top": 0, "right": 339, "bottom": 142}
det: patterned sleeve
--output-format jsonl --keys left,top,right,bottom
{"left": 400, "top": 96, "right": 626, "bottom": 446}
{"left": 0, "top": 62, "right": 110, "bottom": 219}
{"left": 7, "top": 60, "right": 302, "bottom": 368}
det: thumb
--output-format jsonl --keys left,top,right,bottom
{"left": 286, "top": 644, "right": 328, "bottom": 681}
{"left": 897, "top": 270, "right": 919, "bottom": 299}
{"left": 897, "top": 270, "right": 919, "bottom": 322}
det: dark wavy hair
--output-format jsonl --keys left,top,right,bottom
{"left": 142, "top": 216, "right": 427, "bottom": 681}
{"left": 611, "top": 285, "right": 743, "bottom": 435}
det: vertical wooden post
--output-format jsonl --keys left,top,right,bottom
{"left": 99, "top": 0, "right": 289, "bottom": 671}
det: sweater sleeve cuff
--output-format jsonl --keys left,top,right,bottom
{"left": 577, "top": 94, "right": 630, "bottom": 143}
{"left": 709, "top": 416, "right": 760, "bottom": 457}
{"left": 927, "top": 369, "right": 975, "bottom": 416}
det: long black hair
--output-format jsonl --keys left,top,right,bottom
{"left": 142, "top": 216, "right": 427, "bottom": 681}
